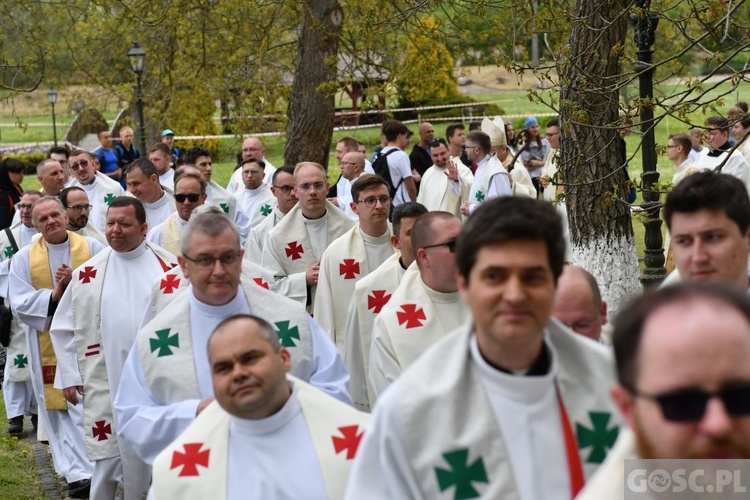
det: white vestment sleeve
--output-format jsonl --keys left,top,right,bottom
{"left": 343, "top": 295, "right": 369, "bottom": 411}
{"left": 145, "top": 224, "right": 163, "bottom": 247}
{"left": 368, "top": 315, "right": 401, "bottom": 404}
{"left": 260, "top": 234, "right": 308, "bottom": 301}
{"left": 344, "top": 388, "right": 422, "bottom": 499}
{"left": 49, "top": 285, "right": 83, "bottom": 389}
{"left": 307, "top": 316, "right": 352, "bottom": 405}
{"left": 113, "top": 342, "right": 201, "bottom": 464}
{"left": 232, "top": 207, "right": 251, "bottom": 245}
{"left": 9, "top": 250, "right": 54, "bottom": 333}
{"left": 486, "top": 172, "right": 513, "bottom": 200}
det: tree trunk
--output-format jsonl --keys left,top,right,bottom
{"left": 285, "top": 0, "right": 343, "bottom": 170}
{"left": 559, "top": 0, "right": 641, "bottom": 316}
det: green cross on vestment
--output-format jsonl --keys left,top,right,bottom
{"left": 13, "top": 354, "right": 28, "bottom": 369}
{"left": 260, "top": 204, "right": 272, "bottom": 216}
{"left": 219, "top": 203, "right": 229, "bottom": 214}
{"left": 4, "top": 246, "right": 14, "bottom": 258}
{"left": 475, "top": 190, "right": 485, "bottom": 202}
{"left": 275, "top": 320, "right": 300, "bottom": 347}
{"left": 576, "top": 411, "right": 619, "bottom": 464}
{"left": 104, "top": 193, "right": 115, "bottom": 206}
{"left": 149, "top": 328, "right": 180, "bottom": 357}
{"left": 434, "top": 448, "right": 489, "bottom": 499}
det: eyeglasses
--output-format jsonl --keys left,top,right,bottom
{"left": 628, "top": 383, "right": 750, "bottom": 422}
{"left": 273, "top": 185, "right": 294, "bottom": 194}
{"left": 666, "top": 144, "right": 678, "bottom": 149}
{"left": 66, "top": 204, "right": 92, "bottom": 212}
{"left": 465, "top": 144, "right": 479, "bottom": 150}
{"left": 357, "top": 196, "right": 391, "bottom": 208}
{"left": 297, "top": 182, "right": 326, "bottom": 191}
{"left": 182, "top": 251, "right": 242, "bottom": 269}
{"left": 70, "top": 160, "right": 89, "bottom": 170}
{"left": 174, "top": 193, "right": 202, "bottom": 203}
{"left": 422, "top": 239, "right": 457, "bottom": 253}
{"left": 17, "top": 204, "right": 33, "bottom": 211}
{"left": 243, "top": 170, "right": 264, "bottom": 177}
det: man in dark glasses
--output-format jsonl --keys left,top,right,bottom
{"left": 578, "top": 284, "right": 750, "bottom": 498}
{"left": 147, "top": 169, "right": 207, "bottom": 255}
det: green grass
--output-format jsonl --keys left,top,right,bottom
{"left": 0, "top": 399, "right": 45, "bottom": 499}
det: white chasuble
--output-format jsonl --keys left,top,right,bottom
{"left": 263, "top": 201, "right": 355, "bottom": 310}
{"left": 74, "top": 173, "right": 125, "bottom": 231}
{"left": 468, "top": 155, "right": 506, "bottom": 213}
{"left": 244, "top": 206, "right": 285, "bottom": 265}
{"left": 152, "top": 377, "right": 369, "bottom": 500}
{"left": 143, "top": 192, "right": 176, "bottom": 228}
{"left": 502, "top": 155, "right": 536, "bottom": 198}
{"left": 235, "top": 183, "right": 276, "bottom": 229}
{"left": 29, "top": 232, "right": 92, "bottom": 410}
{"left": 136, "top": 281, "right": 313, "bottom": 406}
{"left": 52, "top": 242, "right": 176, "bottom": 460}
{"left": 315, "top": 224, "right": 395, "bottom": 352}
{"left": 416, "top": 162, "right": 473, "bottom": 216}
{"left": 345, "top": 321, "right": 622, "bottom": 499}
{"left": 369, "top": 271, "right": 470, "bottom": 401}
{"left": 343, "top": 253, "right": 411, "bottom": 412}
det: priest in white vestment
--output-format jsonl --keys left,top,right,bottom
{"left": 315, "top": 175, "right": 396, "bottom": 352}
{"left": 346, "top": 197, "right": 621, "bottom": 500}
{"left": 147, "top": 143, "right": 176, "bottom": 191}
{"left": 68, "top": 150, "right": 125, "bottom": 232}
{"left": 10, "top": 197, "right": 106, "bottom": 497}
{"left": 50, "top": 197, "right": 177, "bottom": 500}
{"left": 696, "top": 116, "right": 750, "bottom": 193}
{"left": 369, "top": 212, "right": 468, "bottom": 402}
{"left": 61, "top": 186, "right": 107, "bottom": 245}
{"left": 234, "top": 157, "right": 276, "bottom": 229}
{"left": 125, "top": 159, "right": 176, "bottom": 228}
{"left": 227, "top": 137, "right": 277, "bottom": 194}
{"left": 482, "top": 116, "right": 536, "bottom": 199}
{"left": 261, "top": 162, "right": 355, "bottom": 312}
{"left": 148, "top": 169, "right": 208, "bottom": 255}
{"left": 460, "top": 128, "right": 513, "bottom": 217}
{"left": 416, "top": 139, "right": 473, "bottom": 216}
{"left": 0, "top": 191, "right": 41, "bottom": 435}
{"left": 114, "top": 209, "right": 350, "bottom": 465}
{"left": 244, "top": 166, "right": 297, "bottom": 264}
{"left": 343, "top": 202, "right": 427, "bottom": 412}
{"left": 150, "top": 315, "right": 369, "bottom": 500}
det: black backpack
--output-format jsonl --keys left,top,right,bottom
{"left": 371, "top": 148, "right": 403, "bottom": 200}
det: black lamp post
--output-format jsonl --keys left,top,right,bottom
{"left": 631, "top": 0, "right": 665, "bottom": 288}
{"left": 47, "top": 85, "right": 58, "bottom": 147}
{"left": 127, "top": 41, "right": 147, "bottom": 155}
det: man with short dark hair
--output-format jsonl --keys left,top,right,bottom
{"left": 10, "top": 196, "right": 107, "bottom": 498}
{"left": 416, "top": 138, "right": 473, "bottom": 216}
{"left": 369, "top": 211, "right": 467, "bottom": 401}
{"left": 343, "top": 202, "right": 427, "bottom": 412}
{"left": 48, "top": 146, "right": 73, "bottom": 188}
{"left": 732, "top": 114, "right": 750, "bottom": 164}
{"left": 59, "top": 187, "right": 106, "bottom": 244}
{"left": 315, "top": 174, "right": 396, "bottom": 352}
{"left": 68, "top": 150, "right": 125, "bottom": 232}
{"left": 578, "top": 284, "right": 750, "bottom": 498}
{"left": 151, "top": 315, "right": 368, "bottom": 499}
{"left": 148, "top": 143, "right": 174, "bottom": 190}
{"left": 347, "top": 197, "right": 621, "bottom": 499}
{"left": 125, "top": 158, "right": 175, "bottom": 228}
{"left": 376, "top": 120, "right": 416, "bottom": 207}
{"left": 459, "top": 130, "right": 512, "bottom": 216}
{"left": 696, "top": 116, "right": 750, "bottom": 192}
{"left": 115, "top": 209, "right": 350, "bottom": 465}
{"left": 446, "top": 123, "right": 469, "bottom": 166}
{"left": 95, "top": 130, "right": 123, "bottom": 188}
{"left": 51, "top": 196, "right": 176, "bottom": 500}
{"left": 235, "top": 157, "right": 275, "bottom": 228}
{"left": 663, "top": 171, "right": 750, "bottom": 290}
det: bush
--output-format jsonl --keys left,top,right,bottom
{"left": 4, "top": 152, "right": 47, "bottom": 174}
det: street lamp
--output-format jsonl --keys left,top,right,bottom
{"left": 127, "top": 41, "right": 147, "bottom": 154}
{"left": 47, "top": 85, "right": 58, "bottom": 147}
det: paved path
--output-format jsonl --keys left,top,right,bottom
{"left": 22, "top": 417, "right": 70, "bottom": 499}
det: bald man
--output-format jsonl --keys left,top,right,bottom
{"left": 552, "top": 265, "right": 607, "bottom": 343}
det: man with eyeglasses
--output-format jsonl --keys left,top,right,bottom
{"left": 578, "top": 284, "right": 750, "bottom": 498}
{"left": 147, "top": 169, "right": 208, "bottom": 255}
{"left": 235, "top": 157, "right": 276, "bottom": 229}
{"left": 416, "top": 138, "right": 473, "bottom": 216}
{"left": 328, "top": 137, "right": 373, "bottom": 212}
{"left": 183, "top": 147, "right": 250, "bottom": 243}
{"left": 315, "top": 175, "right": 396, "bottom": 353}
{"left": 245, "top": 166, "right": 298, "bottom": 264}
{"left": 114, "top": 208, "right": 349, "bottom": 467}
{"left": 10, "top": 196, "right": 108, "bottom": 498}
{"left": 347, "top": 197, "right": 620, "bottom": 499}
{"left": 696, "top": 116, "right": 750, "bottom": 193}
{"left": 0, "top": 190, "right": 42, "bottom": 438}
{"left": 368, "top": 211, "right": 467, "bottom": 402}
{"left": 226, "top": 137, "right": 277, "bottom": 195}
{"left": 459, "top": 130, "right": 514, "bottom": 217}
{"left": 262, "top": 162, "right": 355, "bottom": 312}
{"left": 60, "top": 187, "right": 106, "bottom": 245}
{"left": 50, "top": 196, "right": 176, "bottom": 500}
{"left": 68, "top": 150, "right": 125, "bottom": 233}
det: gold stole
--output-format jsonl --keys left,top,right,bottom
{"left": 29, "top": 232, "right": 91, "bottom": 410}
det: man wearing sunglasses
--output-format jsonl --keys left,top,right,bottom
{"left": 369, "top": 211, "right": 468, "bottom": 402}
{"left": 578, "top": 284, "right": 750, "bottom": 498}
{"left": 347, "top": 197, "right": 620, "bottom": 499}
{"left": 315, "top": 175, "right": 396, "bottom": 353}
{"left": 68, "top": 150, "right": 125, "bottom": 233}
{"left": 60, "top": 187, "right": 106, "bottom": 245}
{"left": 147, "top": 169, "right": 207, "bottom": 255}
